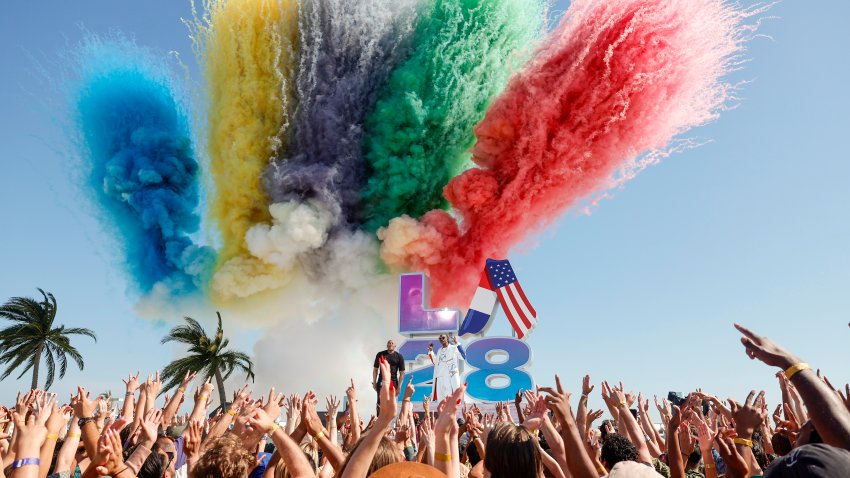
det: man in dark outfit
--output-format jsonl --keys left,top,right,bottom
{"left": 372, "top": 339, "right": 405, "bottom": 414}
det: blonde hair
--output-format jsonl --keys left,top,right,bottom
{"left": 191, "top": 435, "right": 256, "bottom": 478}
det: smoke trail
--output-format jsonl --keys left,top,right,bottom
{"left": 188, "top": 0, "right": 299, "bottom": 299}
{"left": 69, "top": 35, "right": 215, "bottom": 295}
{"left": 359, "top": 0, "right": 545, "bottom": 233}
{"left": 380, "top": 0, "right": 767, "bottom": 305}
{"left": 244, "top": 0, "right": 419, "bottom": 289}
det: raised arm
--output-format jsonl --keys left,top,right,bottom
{"left": 345, "top": 380, "right": 360, "bottom": 445}
{"left": 303, "top": 393, "right": 345, "bottom": 471}
{"left": 575, "top": 375, "right": 593, "bottom": 439}
{"left": 121, "top": 372, "right": 140, "bottom": 422}
{"left": 541, "top": 375, "right": 599, "bottom": 478}
{"left": 340, "top": 357, "right": 398, "bottom": 478}
{"left": 735, "top": 323, "right": 850, "bottom": 450}
{"left": 162, "top": 371, "right": 195, "bottom": 427}
{"left": 249, "top": 409, "right": 316, "bottom": 478}
{"left": 602, "top": 381, "right": 652, "bottom": 465}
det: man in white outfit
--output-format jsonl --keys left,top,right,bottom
{"left": 431, "top": 333, "right": 466, "bottom": 402}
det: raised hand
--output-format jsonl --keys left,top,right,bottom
{"left": 264, "top": 387, "right": 285, "bottom": 419}
{"left": 183, "top": 420, "right": 204, "bottom": 469}
{"left": 246, "top": 408, "right": 278, "bottom": 434}
{"left": 345, "top": 379, "right": 357, "bottom": 403}
{"left": 140, "top": 408, "right": 162, "bottom": 445}
{"left": 71, "top": 387, "right": 95, "bottom": 418}
{"left": 326, "top": 395, "right": 341, "bottom": 420}
{"left": 150, "top": 370, "right": 163, "bottom": 397}
{"left": 729, "top": 390, "right": 767, "bottom": 439}
{"left": 93, "top": 428, "right": 126, "bottom": 477}
{"left": 403, "top": 376, "right": 415, "bottom": 400}
{"left": 735, "top": 323, "right": 802, "bottom": 369}
{"left": 713, "top": 429, "right": 750, "bottom": 478}
{"left": 302, "top": 392, "right": 325, "bottom": 438}
{"left": 541, "top": 375, "right": 573, "bottom": 425}
{"left": 522, "top": 396, "right": 549, "bottom": 431}
{"left": 181, "top": 370, "right": 198, "bottom": 389}
{"left": 586, "top": 409, "right": 603, "bottom": 427}
{"left": 123, "top": 372, "right": 141, "bottom": 392}
{"left": 582, "top": 375, "right": 594, "bottom": 397}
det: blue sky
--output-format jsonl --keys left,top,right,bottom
{"left": 1, "top": 0, "right": 848, "bottom": 414}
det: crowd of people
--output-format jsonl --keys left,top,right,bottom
{"left": 1, "top": 324, "right": 849, "bottom": 478}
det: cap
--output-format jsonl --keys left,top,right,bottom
{"left": 765, "top": 444, "right": 850, "bottom": 477}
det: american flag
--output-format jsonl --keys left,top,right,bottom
{"left": 485, "top": 259, "right": 537, "bottom": 338}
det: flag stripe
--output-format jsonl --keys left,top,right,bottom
{"left": 478, "top": 270, "right": 494, "bottom": 290}
{"left": 513, "top": 281, "right": 537, "bottom": 318}
{"left": 469, "top": 287, "right": 499, "bottom": 314}
{"left": 505, "top": 283, "right": 533, "bottom": 329}
{"left": 497, "top": 288, "right": 527, "bottom": 338}
{"left": 508, "top": 283, "right": 536, "bottom": 325}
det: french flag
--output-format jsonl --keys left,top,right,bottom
{"left": 458, "top": 270, "right": 498, "bottom": 336}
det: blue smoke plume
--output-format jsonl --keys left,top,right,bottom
{"left": 71, "top": 35, "right": 214, "bottom": 295}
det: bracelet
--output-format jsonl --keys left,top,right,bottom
{"left": 67, "top": 433, "right": 81, "bottom": 438}
{"left": 46, "top": 433, "right": 59, "bottom": 441}
{"left": 435, "top": 452, "right": 452, "bottom": 462}
{"left": 617, "top": 401, "right": 628, "bottom": 408}
{"left": 178, "top": 387, "right": 185, "bottom": 393}
{"left": 12, "top": 458, "right": 40, "bottom": 469}
{"left": 313, "top": 429, "right": 325, "bottom": 440}
{"left": 596, "top": 466, "right": 607, "bottom": 475}
{"left": 270, "top": 424, "right": 280, "bottom": 433}
{"left": 733, "top": 437, "right": 753, "bottom": 447}
{"left": 402, "top": 398, "right": 411, "bottom": 402}
{"left": 705, "top": 463, "right": 715, "bottom": 469}
{"left": 227, "top": 409, "right": 237, "bottom": 416}
{"left": 115, "top": 467, "right": 130, "bottom": 476}
{"left": 199, "top": 394, "right": 208, "bottom": 400}
{"left": 784, "top": 362, "right": 811, "bottom": 380}
{"left": 125, "top": 391, "right": 134, "bottom": 396}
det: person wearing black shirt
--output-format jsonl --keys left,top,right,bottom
{"left": 372, "top": 339, "right": 405, "bottom": 414}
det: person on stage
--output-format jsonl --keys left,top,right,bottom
{"left": 431, "top": 333, "right": 466, "bottom": 402}
{"left": 372, "top": 339, "right": 405, "bottom": 414}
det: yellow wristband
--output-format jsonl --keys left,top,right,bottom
{"left": 733, "top": 437, "right": 753, "bottom": 447}
{"left": 270, "top": 424, "right": 280, "bottom": 433}
{"left": 784, "top": 362, "right": 811, "bottom": 380}
{"left": 178, "top": 387, "right": 185, "bottom": 393}
{"left": 67, "top": 433, "right": 81, "bottom": 438}
{"left": 705, "top": 463, "right": 715, "bottom": 469}
{"left": 46, "top": 434, "right": 59, "bottom": 441}
{"left": 597, "top": 466, "right": 607, "bottom": 474}
{"left": 313, "top": 429, "right": 325, "bottom": 440}
{"left": 227, "top": 409, "right": 237, "bottom": 416}
{"left": 435, "top": 452, "right": 452, "bottom": 462}
{"left": 617, "top": 401, "right": 627, "bottom": 408}
{"left": 402, "top": 398, "right": 411, "bottom": 402}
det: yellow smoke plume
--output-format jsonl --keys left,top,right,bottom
{"left": 189, "top": 0, "right": 299, "bottom": 299}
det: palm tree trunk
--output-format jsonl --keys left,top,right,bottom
{"left": 214, "top": 368, "right": 227, "bottom": 409}
{"left": 31, "top": 343, "right": 43, "bottom": 390}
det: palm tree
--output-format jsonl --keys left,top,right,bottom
{"left": 0, "top": 288, "right": 97, "bottom": 390}
{"left": 160, "top": 312, "right": 254, "bottom": 407}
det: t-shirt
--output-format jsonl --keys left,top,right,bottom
{"left": 374, "top": 350, "right": 405, "bottom": 384}
{"left": 248, "top": 452, "right": 273, "bottom": 478}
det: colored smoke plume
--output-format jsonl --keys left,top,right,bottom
{"left": 240, "top": 0, "right": 419, "bottom": 295}
{"left": 359, "top": 0, "right": 545, "bottom": 233}
{"left": 380, "top": 0, "right": 767, "bottom": 305}
{"left": 69, "top": 35, "right": 214, "bottom": 295}
{"left": 189, "top": 0, "right": 299, "bottom": 299}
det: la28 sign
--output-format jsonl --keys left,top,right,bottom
{"left": 396, "top": 273, "right": 533, "bottom": 403}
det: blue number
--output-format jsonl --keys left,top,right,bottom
{"left": 464, "top": 337, "right": 532, "bottom": 402}
{"left": 396, "top": 339, "right": 435, "bottom": 402}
